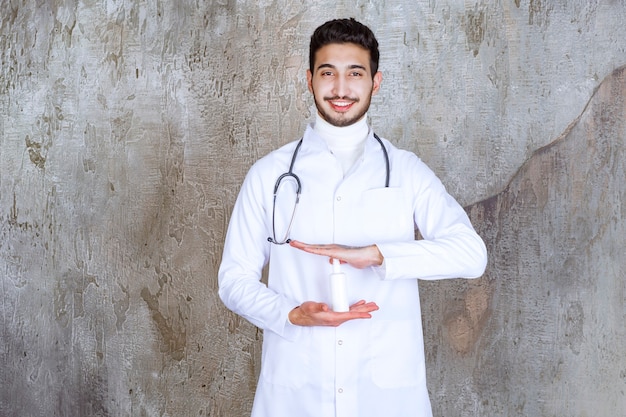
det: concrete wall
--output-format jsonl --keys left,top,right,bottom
{"left": 1, "top": 1, "right": 624, "bottom": 416}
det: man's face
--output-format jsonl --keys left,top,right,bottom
{"left": 307, "top": 42, "right": 382, "bottom": 127}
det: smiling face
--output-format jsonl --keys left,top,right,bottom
{"left": 307, "top": 42, "right": 382, "bottom": 127}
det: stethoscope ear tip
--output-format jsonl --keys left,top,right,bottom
{"left": 267, "top": 237, "right": 293, "bottom": 245}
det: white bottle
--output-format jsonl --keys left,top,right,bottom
{"left": 330, "top": 258, "right": 349, "bottom": 312}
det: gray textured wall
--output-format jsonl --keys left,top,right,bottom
{"left": 1, "top": 1, "right": 625, "bottom": 416}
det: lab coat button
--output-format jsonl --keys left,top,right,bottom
{"left": 338, "top": 388, "right": 343, "bottom": 394}
{"left": 336, "top": 196, "right": 341, "bottom": 201}
{"left": 337, "top": 340, "right": 343, "bottom": 345}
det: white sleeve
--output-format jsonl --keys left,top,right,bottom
{"left": 217, "top": 163, "right": 302, "bottom": 340}
{"left": 376, "top": 157, "right": 487, "bottom": 281}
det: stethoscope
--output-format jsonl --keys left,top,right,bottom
{"left": 268, "top": 133, "right": 390, "bottom": 245}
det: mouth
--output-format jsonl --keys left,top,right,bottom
{"left": 325, "top": 97, "right": 358, "bottom": 113}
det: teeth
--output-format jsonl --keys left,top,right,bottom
{"left": 333, "top": 102, "right": 351, "bottom": 107}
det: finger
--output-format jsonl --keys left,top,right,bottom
{"left": 290, "top": 241, "right": 329, "bottom": 256}
{"left": 350, "top": 300, "right": 366, "bottom": 308}
{"left": 345, "top": 311, "right": 375, "bottom": 320}
{"left": 351, "top": 302, "right": 379, "bottom": 313}
{"left": 290, "top": 240, "right": 329, "bottom": 249}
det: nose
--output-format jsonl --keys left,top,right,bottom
{"left": 332, "top": 75, "right": 350, "bottom": 98}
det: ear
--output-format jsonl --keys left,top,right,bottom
{"left": 372, "top": 71, "right": 383, "bottom": 96}
{"left": 306, "top": 69, "right": 314, "bottom": 93}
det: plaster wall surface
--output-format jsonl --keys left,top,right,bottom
{"left": 1, "top": 1, "right": 625, "bottom": 416}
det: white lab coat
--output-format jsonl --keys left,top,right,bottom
{"left": 218, "top": 125, "right": 487, "bottom": 417}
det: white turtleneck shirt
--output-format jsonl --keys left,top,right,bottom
{"left": 313, "top": 112, "right": 369, "bottom": 176}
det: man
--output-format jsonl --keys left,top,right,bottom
{"left": 219, "top": 18, "right": 487, "bottom": 417}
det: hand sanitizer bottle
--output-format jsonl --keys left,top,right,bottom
{"left": 330, "top": 258, "right": 349, "bottom": 312}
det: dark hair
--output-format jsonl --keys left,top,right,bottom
{"left": 309, "top": 18, "right": 380, "bottom": 77}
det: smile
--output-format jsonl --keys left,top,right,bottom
{"left": 326, "top": 98, "right": 358, "bottom": 112}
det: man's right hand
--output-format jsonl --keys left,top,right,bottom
{"left": 288, "top": 300, "right": 379, "bottom": 327}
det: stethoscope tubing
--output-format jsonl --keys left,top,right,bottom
{"left": 268, "top": 133, "right": 389, "bottom": 244}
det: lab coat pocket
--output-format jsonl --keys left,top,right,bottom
{"left": 359, "top": 187, "right": 414, "bottom": 242}
{"left": 369, "top": 320, "right": 423, "bottom": 388}
{"left": 260, "top": 329, "right": 311, "bottom": 389}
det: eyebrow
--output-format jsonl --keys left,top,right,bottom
{"left": 316, "top": 63, "right": 367, "bottom": 72}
